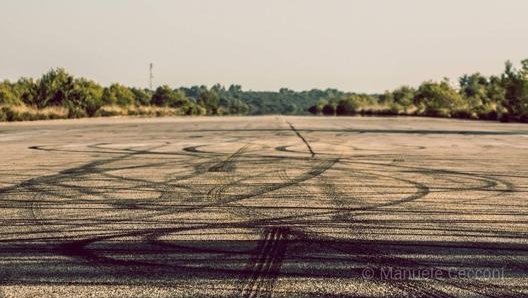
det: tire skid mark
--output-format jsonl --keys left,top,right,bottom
{"left": 340, "top": 159, "right": 517, "bottom": 194}
{"left": 395, "top": 281, "right": 459, "bottom": 298}
{"left": 286, "top": 121, "right": 315, "bottom": 158}
{"left": 325, "top": 146, "right": 522, "bottom": 295}
{"left": 7, "top": 142, "right": 186, "bottom": 233}
{"left": 240, "top": 227, "right": 289, "bottom": 298}
{"left": 270, "top": 125, "right": 444, "bottom": 297}
{"left": 20, "top": 154, "right": 334, "bottom": 236}
{"left": 204, "top": 158, "right": 339, "bottom": 210}
{"left": 182, "top": 145, "right": 214, "bottom": 154}
{"left": 299, "top": 230, "right": 521, "bottom": 298}
{"left": 246, "top": 167, "right": 429, "bottom": 225}
{"left": 208, "top": 144, "right": 249, "bottom": 173}
{"left": 274, "top": 145, "right": 307, "bottom": 156}
{"left": 5, "top": 120, "right": 526, "bottom": 297}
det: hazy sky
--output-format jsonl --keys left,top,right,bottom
{"left": 1, "top": 0, "right": 528, "bottom": 92}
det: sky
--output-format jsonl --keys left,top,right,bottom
{"left": 1, "top": 0, "right": 528, "bottom": 93}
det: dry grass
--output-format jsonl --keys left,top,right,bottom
{"left": 0, "top": 104, "right": 191, "bottom": 122}
{"left": 95, "top": 105, "right": 185, "bottom": 117}
{"left": 0, "top": 105, "right": 68, "bottom": 121}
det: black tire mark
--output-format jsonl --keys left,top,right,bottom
{"left": 339, "top": 159, "right": 517, "bottom": 193}
{"left": 274, "top": 145, "right": 306, "bottom": 155}
{"left": 388, "top": 280, "right": 459, "bottom": 298}
{"left": 204, "top": 158, "right": 339, "bottom": 211}
{"left": 182, "top": 145, "right": 209, "bottom": 153}
{"left": 296, "top": 230, "right": 522, "bottom": 298}
{"left": 6, "top": 117, "right": 524, "bottom": 296}
{"left": 286, "top": 121, "right": 315, "bottom": 158}
{"left": 240, "top": 227, "right": 289, "bottom": 298}
{"left": 328, "top": 155, "right": 523, "bottom": 296}
{"left": 208, "top": 145, "right": 249, "bottom": 173}
{"left": 249, "top": 166, "right": 429, "bottom": 225}
{"left": 9, "top": 142, "right": 205, "bottom": 233}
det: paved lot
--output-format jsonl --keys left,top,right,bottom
{"left": 0, "top": 116, "right": 527, "bottom": 297}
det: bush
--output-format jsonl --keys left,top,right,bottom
{"left": 423, "top": 107, "right": 451, "bottom": 118}
{"left": 322, "top": 104, "right": 335, "bottom": 115}
{"left": 499, "top": 112, "right": 514, "bottom": 122}
{"left": 0, "top": 108, "right": 6, "bottom": 122}
{"left": 335, "top": 99, "right": 358, "bottom": 116}
{"left": 387, "top": 103, "right": 402, "bottom": 115}
{"left": 360, "top": 108, "right": 399, "bottom": 116}
{"left": 1, "top": 107, "right": 18, "bottom": 121}
{"left": 477, "top": 110, "right": 499, "bottom": 121}
{"left": 451, "top": 109, "right": 473, "bottom": 119}
{"left": 94, "top": 106, "right": 122, "bottom": 117}
{"left": 152, "top": 86, "right": 191, "bottom": 108}
{"left": 307, "top": 105, "right": 318, "bottom": 115}
{"left": 67, "top": 107, "right": 88, "bottom": 119}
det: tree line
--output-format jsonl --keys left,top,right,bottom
{"left": 1, "top": 59, "right": 528, "bottom": 122}
{"left": 0, "top": 68, "right": 343, "bottom": 121}
{"left": 309, "top": 59, "right": 528, "bottom": 122}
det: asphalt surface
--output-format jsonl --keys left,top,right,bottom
{"left": 0, "top": 116, "right": 527, "bottom": 297}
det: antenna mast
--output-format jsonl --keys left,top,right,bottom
{"left": 149, "top": 63, "right": 154, "bottom": 90}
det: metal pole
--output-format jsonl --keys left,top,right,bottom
{"left": 149, "top": 63, "right": 154, "bottom": 90}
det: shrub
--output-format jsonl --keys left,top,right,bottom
{"left": 477, "top": 110, "right": 499, "bottom": 121}
{"left": 94, "top": 106, "right": 123, "bottom": 117}
{"left": 322, "top": 104, "right": 335, "bottom": 115}
{"left": 335, "top": 99, "right": 358, "bottom": 116}
{"left": 499, "top": 112, "right": 514, "bottom": 122}
{"left": 451, "top": 109, "right": 473, "bottom": 119}
{"left": 0, "top": 107, "right": 6, "bottom": 122}
{"left": 423, "top": 107, "right": 451, "bottom": 118}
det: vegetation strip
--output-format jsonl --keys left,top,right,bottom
{"left": 1, "top": 59, "right": 528, "bottom": 122}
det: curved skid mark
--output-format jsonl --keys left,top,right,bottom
{"left": 207, "top": 158, "right": 339, "bottom": 208}
{"left": 286, "top": 121, "right": 315, "bottom": 158}
{"left": 208, "top": 145, "right": 249, "bottom": 173}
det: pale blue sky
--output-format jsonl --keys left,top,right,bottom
{"left": 1, "top": 0, "right": 527, "bottom": 92}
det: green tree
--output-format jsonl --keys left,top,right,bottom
{"left": 197, "top": 89, "right": 220, "bottom": 115}
{"left": 34, "top": 68, "right": 75, "bottom": 108}
{"left": 458, "top": 73, "right": 502, "bottom": 119}
{"left": 228, "top": 98, "right": 250, "bottom": 114}
{"left": 152, "top": 85, "right": 191, "bottom": 108}
{"left": 335, "top": 98, "right": 358, "bottom": 115}
{"left": 0, "top": 81, "right": 22, "bottom": 106}
{"left": 378, "top": 91, "right": 394, "bottom": 105}
{"left": 391, "top": 86, "right": 415, "bottom": 112}
{"left": 322, "top": 103, "right": 335, "bottom": 115}
{"left": 283, "top": 103, "right": 298, "bottom": 114}
{"left": 414, "top": 80, "right": 465, "bottom": 117}
{"left": 14, "top": 78, "right": 37, "bottom": 106}
{"left": 69, "top": 78, "right": 104, "bottom": 116}
{"left": 501, "top": 59, "right": 528, "bottom": 121}
{"left": 102, "top": 83, "right": 136, "bottom": 107}
{"left": 130, "top": 88, "right": 152, "bottom": 106}
{"left": 486, "top": 76, "right": 505, "bottom": 104}
{"left": 308, "top": 105, "right": 318, "bottom": 114}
